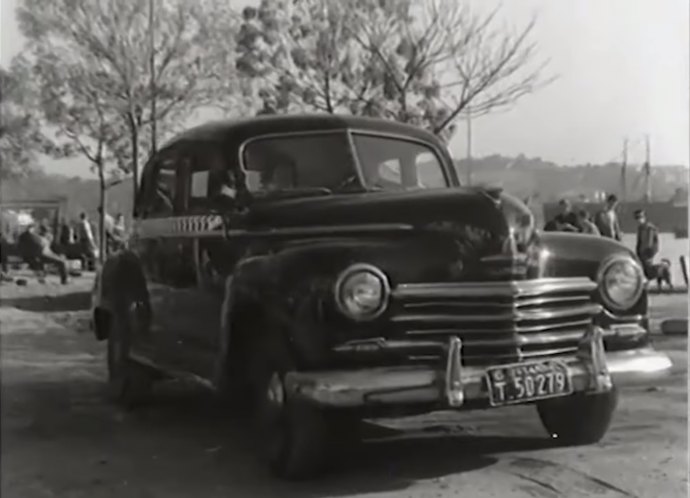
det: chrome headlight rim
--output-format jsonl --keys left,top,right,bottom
{"left": 597, "top": 254, "right": 645, "bottom": 312}
{"left": 334, "top": 263, "right": 390, "bottom": 321}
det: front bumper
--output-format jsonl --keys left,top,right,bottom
{"left": 285, "top": 326, "right": 672, "bottom": 408}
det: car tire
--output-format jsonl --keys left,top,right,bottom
{"left": 536, "top": 388, "right": 618, "bottom": 445}
{"left": 107, "top": 300, "right": 153, "bottom": 408}
{"left": 250, "top": 337, "right": 334, "bottom": 480}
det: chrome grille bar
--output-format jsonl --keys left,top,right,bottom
{"left": 387, "top": 277, "right": 600, "bottom": 367}
{"left": 393, "top": 277, "right": 597, "bottom": 299}
{"left": 393, "top": 303, "right": 602, "bottom": 324}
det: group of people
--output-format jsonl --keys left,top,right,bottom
{"left": 545, "top": 194, "right": 660, "bottom": 278}
{"left": 0, "top": 210, "right": 127, "bottom": 284}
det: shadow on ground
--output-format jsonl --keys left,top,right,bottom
{"left": 2, "top": 372, "right": 557, "bottom": 498}
{"left": 0, "top": 291, "right": 91, "bottom": 312}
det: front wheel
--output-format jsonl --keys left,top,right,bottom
{"left": 537, "top": 388, "right": 618, "bottom": 445}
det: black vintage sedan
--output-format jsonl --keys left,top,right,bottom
{"left": 92, "top": 114, "right": 672, "bottom": 479}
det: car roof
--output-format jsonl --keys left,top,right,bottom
{"left": 163, "top": 114, "right": 443, "bottom": 149}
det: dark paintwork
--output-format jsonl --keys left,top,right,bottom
{"left": 91, "top": 114, "right": 649, "bottom": 389}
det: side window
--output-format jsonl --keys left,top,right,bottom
{"left": 191, "top": 170, "right": 209, "bottom": 199}
{"left": 137, "top": 151, "right": 181, "bottom": 218}
{"left": 151, "top": 158, "right": 177, "bottom": 216}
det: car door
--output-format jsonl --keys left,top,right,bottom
{"left": 131, "top": 148, "right": 186, "bottom": 365}
{"left": 161, "top": 145, "right": 243, "bottom": 380}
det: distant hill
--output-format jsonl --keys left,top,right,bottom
{"left": 454, "top": 155, "right": 688, "bottom": 204}
{"left": 1, "top": 155, "right": 686, "bottom": 224}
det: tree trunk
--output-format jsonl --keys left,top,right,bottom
{"left": 130, "top": 119, "right": 139, "bottom": 200}
{"left": 98, "top": 162, "right": 106, "bottom": 266}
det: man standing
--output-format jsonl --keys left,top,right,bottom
{"left": 634, "top": 209, "right": 659, "bottom": 279}
{"left": 545, "top": 199, "right": 579, "bottom": 232}
{"left": 77, "top": 212, "right": 98, "bottom": 270}
{"left": 595, "top": 194, "right": 622, "bottom": 241}
{"left": 17, "top": 224, "right": 68, "bottom": 284}
{"left": 576, "top": 210, "right": 601, "bottom": 235}
{"left": 0, "top": 217, "right": 11, "bottom": 280}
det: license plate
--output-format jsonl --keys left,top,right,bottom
{"left": 486, "top": 360, "right": 573, "bottom": 406}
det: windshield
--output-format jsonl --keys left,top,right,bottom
{"left": 241, "top": 131, "right": 449, "bottom": 195}
{"left": 350, "top": 133, "right": 448, "bottom": 191}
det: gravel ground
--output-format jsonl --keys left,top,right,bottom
{"left": 0, "top": 274, "right": 687, "bottom": 498}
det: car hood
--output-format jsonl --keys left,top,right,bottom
{"left": 240, "top": 187, "right": 535, "bottom": 274}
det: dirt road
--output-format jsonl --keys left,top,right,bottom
{"left": 1, "top": 276, "right": 687, "bottom": 498}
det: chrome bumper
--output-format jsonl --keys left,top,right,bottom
{"left": 285, "top": 326, "right": 673, "bottom": 408}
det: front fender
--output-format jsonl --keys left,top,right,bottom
{"left": 538, "top": 231, "right": 636, "bottom": 280}
{"left": 539, "top": 232, "right": 648, "bottom": 341}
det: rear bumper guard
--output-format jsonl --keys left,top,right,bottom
{"left": 284, "top": 326, "right": 672, "bottom": 408}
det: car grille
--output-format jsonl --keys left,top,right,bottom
{"left": 389, "top": 277, "right": 601, "bottom": 366}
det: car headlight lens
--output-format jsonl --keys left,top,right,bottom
{"left": 335, "top": 264, "right": 389, "bottom": 320}
{"left": 598, "top": 255, "right": 644, "bottom": 311}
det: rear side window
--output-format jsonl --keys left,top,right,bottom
{"left": 191, "top": 170, "right": 209, "bottom": 199}
{"left": 136, "top": 153, "right": 180, "bottom": 217}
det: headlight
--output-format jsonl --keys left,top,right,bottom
{"left": 334, "top": 264, "right": 390, "bottom": 321}
{"left": 597, "top": 255, "right": 644, "bottom": 311}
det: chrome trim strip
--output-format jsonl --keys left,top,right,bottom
{"left": 404, "top": 318, "right": 593, "bottom": 335}
{"left": 334, "top": 329, "right": 585, "bottom": 351}
{"left": 129, "top": 353, "right": 215, "bottom": 391}
{"left": 392, "top": 303, "right": 602, "bottom": 324}
{"left": 601, "top": 308, "right": 644, "bottom": 323}
{"left": 393, "top": 277, "right": 597, "bottom": 299}
{"left": 519, "top": 330, "right": 585, "bottom": 345}
{"left": 225, "top": 223, "right": 414, "bottom": 238}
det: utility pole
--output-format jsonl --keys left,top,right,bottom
{"left": 643, "top": 134, "right": 651, "bottom": 203}
{"left": 465, "top": 111, "right": 472, "bottom": 185}
{"left": 149, "top": 0, "right": 157, "bottom": 158}
{"left": 620, "top": 138, "right": 628, "bottom": 202}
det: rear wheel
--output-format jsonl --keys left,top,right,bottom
{"left": 107, "top": 300, "right": 153, "bottom": 408}
{"left": 537, "top": 388, "right": 618, "bottom": 445}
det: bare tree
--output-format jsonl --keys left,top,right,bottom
{"left": 17, "top": 0, "right": 243, "bottom": 196}
{"left": 236, "top": 0, "right": 552, "bottom": 142}
{"left": 351, "top": 0, "right": 553, "bottom": 138}
{"left": 32, "top": 54, "right": 125, "bottom": 262}
{"left": 0, "top": 60, "right": 49, "bottom": 180}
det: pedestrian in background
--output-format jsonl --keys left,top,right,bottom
{"left": 634, "top": 209, "right": 659, "bottom": 279}
{"left": 0, "top": 217, "right": 11, "bottom": 280}
{"left": 77, "top": 212, "right": 97, "bottom": 270}
{"left": 595, "top": 194, "right": 622, "bottom": 240}
{"left": 577, "top": 210, "right": 600, "bottom": 235}
{"left": 17, "top": 224, "right": 68, "bottom": 284}
{"left": 544, "top": 198, "right": 579, "bottom": 232}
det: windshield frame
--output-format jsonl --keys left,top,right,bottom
{"left": 236, "top": 128, "right": 455, "bottom": 195}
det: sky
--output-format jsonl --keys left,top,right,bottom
{"left": 1, "top": 0, "right": 688, "bottom": 178}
